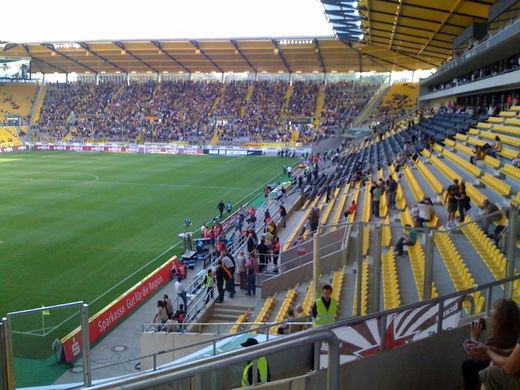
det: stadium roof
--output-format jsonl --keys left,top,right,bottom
{"left": 1, "top": 0, "right": 498, "bottom": 74}
{"left": 322, "top": 0, "right": 496, "bottom": 66}
{"left": 2, "top": 38, "right": 439, "bottom": 74}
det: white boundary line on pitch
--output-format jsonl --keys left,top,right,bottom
{"left": 34, "top": 169, "right": 286, "bottom": 334}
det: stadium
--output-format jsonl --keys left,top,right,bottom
{"left": 1, "top": 0, "right": 520, "bottom": 388}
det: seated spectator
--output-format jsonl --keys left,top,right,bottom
{"left": 479, "top": 199, "right": 501, "bottom": 235}
{"left": 513, "top": 150, "right": 520, "bottom": 168}
{"left": 488, "top": 136, "right": 502, "bottom": 158}
{"left": 393, "top": 219, "right": 419, "bottom": 256}
{"left": 343, "top": 200, "right": 356, "bottom": 219}
{"left": 465, "top": 299, "right": 520, "bottom": 390}
{"left": 417, "top": 199, "right": 433, "bottom": 223}
{"left": 470, "top": 146, "right": 485, "bottom": 165}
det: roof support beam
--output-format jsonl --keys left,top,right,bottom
{"left": 314, "top": 39, "right": 327, "bottom": 73}
{"left": 229, "top": 40, "right": 256, "bottom": 73}
{"left": 368, "top": 25, "right": 452, "bottom": 44}
{"left": 388, "top": 0, "right": 403, "bottom": 50}
{"left": 150, "top": 41, "right": 190, "bottom": 73}
{"left": 77, "top": 42, "right": 128, "bottom": 74}
{"left": 189, "top": 40, "right": 224, "bottom": 73}
{"left": 418, "top": 0, "right": 463, "bottom": 55}
{"left": 20, "top": 44, "right": 67, "bottom": 74}
{"left": 368, "top": 9, "right": 467, "bottom": 29}
{"left": 113, "top": 41, "right": 160, "bottom": 74}
{"left": 374, "top": 0, "right": 488, "bottom": 20}
{"left": 365, "top": 0, "right": 373, "bottom": 44}
{"left": 271, "top": 40, "right": 291, "bottom": 73}
{"left": 390, "top": 48, "right": 439, "bottom": 68}
{"left": 41, "top": 43, "right": 97, "bottom": 73}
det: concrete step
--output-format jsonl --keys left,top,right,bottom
{"left": 215, "top": 304, "right": 252, "bottom": 312}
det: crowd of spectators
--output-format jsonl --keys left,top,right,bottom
{"left": 213, "top": 81, "right": 249, "bottom": 118}
{"left": 37, "top": 79, "right": 379, "bottom": 144}
{"left": 320, "top": 81, "right": 379, "bottom": 131}
{"left": 286, "top": 81, "right": 320, "bottom": 117}
{"left": 368, "top": 92, "right": 414, "bottom": 129}
{"left": 430, "top": 52, "right": 520, "bottom": 93}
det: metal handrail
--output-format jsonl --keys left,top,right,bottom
{"left": 91, "top": 315, "right": 312, "bottom": 373}
{"left": 142, "top": 321, "right": 314, "bottom": 333}
{"left": 323, "top": 274, "right": 520, "bottom": 335}
{"left": 88, "top": 328, "right": 340, "bottom": 390}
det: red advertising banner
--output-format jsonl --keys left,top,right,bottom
{"left": 61, "top": 256, "right": 178, "bottom": 362}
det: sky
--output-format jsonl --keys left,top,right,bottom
{"left": 3, "top": 0, "right": 334, "bottom": 43}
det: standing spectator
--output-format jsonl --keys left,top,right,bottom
{"left": 309, "top": 207, "right": 320, "bottom": 233}
{"left": 237, "top": 250, "right": 247, "bottom": 290}
{"left": 386, "top": 176, "right": 397, "bottom": 209}
{"left": 279, "top": 204, "right": 287, "bottom": 228}
{"left": 204, "top": 269, "right": 215, "bottom": 304}
{"left": 226, "top": 200, "right": 233, "bottom": 214}
{"left": 240, "top": 338, "right": 271, "bottom": 386}
{"left": 257, "top": 237, "right": 269, "bottom": 272}
{"left": 445, "top": 179, "right": 459, "bottom": 228}
{"left": 221, "top": 251, "right": 236, "bottom": 298}
{"left": 312, "top": 284, "right": 337, "bottom": 327}
{"left": 215, "top": 260, "right": 232, "bottom": 303}
{"left": 209, "top": 225, "right": 216, "bottom": 248}
{"left": 217, "top": 200, "right": 225, "bottom": 218}
{"left": 247, "top": 232, "right": 257, "bottom": 256}
{"left": 174, "top": 305, "right": 186, "bottom": 328}
{"left": 175, "top": 277, "right": 188, "bottom": 311}
{"left": 272, "top": 236, "right": 281, "bottom": 273}
{"left": 372, "top": 184, "right": 381, "bottom": 218}
{"left": 462, "top": 298, "right": 520, "bottom": 390}
{"left": 153, "top": 301, "right": 169, "bottom": 331}
{"left": 245, "top": 253, "right": 259, "bottom": 296}
{"left": 163, "top": 294, "right": 174, "bottom": 319}
{"left": 455, "top": 182, "right": 468, "bottom": 223}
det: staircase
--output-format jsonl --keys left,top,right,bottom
{"left": 209, "top": 86, "right": 225, "bottom": 116}
{"left": 210, "top": 127, "right": 221, "bottom": 145}
{"left": 200, "top": 304, "right": 254, "bottom": 333}
{"left": 240, "top": 84, "right": 255, "bottom": 117}
{"left": 352, "top": 83, "right": 390, "bottom": 128}
{"left": 280, "top": 85, "right": 293, "bottom": 119}
{"left": 105, "top": 83, "right": 125, "bottom": 113}
{"left": 312, "top": 84, "right": 326, "bottom": 126}
{"left": 29, "top": 84, "right": 46, "bottom": 124}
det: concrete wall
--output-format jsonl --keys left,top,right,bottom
{"left": 141, "top": 343, "right": 314, "bottom": 390}
{"left": 420, "top": 68, "right": 520, "bottom": 102}
{"left": 140, "top": 332, "right": 218, "bottom": 371}
{"left": 240, "top": 325, "right": 470, "bottom": 390}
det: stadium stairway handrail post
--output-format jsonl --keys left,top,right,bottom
{"left": 90, "top": 315, "right": 313, "bottom": 373}
{"left": 89, "top": 274, "right": 520, "bottom": 390}
{"left": 89, "top": 327, "right": 340, "bottom": 390}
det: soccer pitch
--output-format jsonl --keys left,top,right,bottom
{"left": 0, "top": 151, "right": 292, "bottom": 320}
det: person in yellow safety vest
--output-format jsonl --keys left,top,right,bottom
{"left": 205, "top": 269, "right": 215, "bottom": 304}
{"left": 240, "top": 338, "right": 271, "bottom": 387}
{"left": 312, "top": 284, "right": 337, "bottom": 327}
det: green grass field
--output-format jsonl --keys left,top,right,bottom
{"left": 0, "top": 151, "right": 291, "bottom": 323}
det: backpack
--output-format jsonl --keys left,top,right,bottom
{"left": 464, "top": 196, "right": 472, "bottom": 211}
